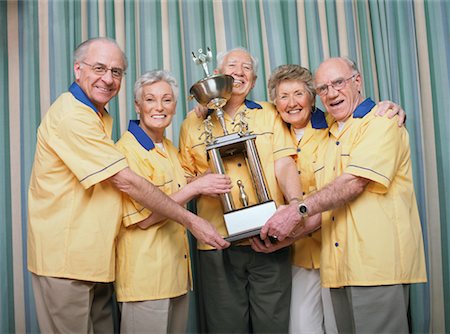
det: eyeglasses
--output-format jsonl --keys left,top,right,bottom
{"left": 81, "top": 61, "right": 125, "bottom": 79}
{"left": 315, "top": 74, "right": 358, "bottom": 96}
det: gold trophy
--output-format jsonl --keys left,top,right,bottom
{"left": 190, "top": 48, "right": 276, "bottom": 242}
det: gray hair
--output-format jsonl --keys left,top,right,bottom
{"left": 268, "top": 64, "right": 315, "bottom": 102}
{"left": 73, "top": 37, "right": 128, "bottom": 71}
{"left": 134, "top": 70, "right": 179, "bottom": 102}
{"left": 216, "top": 47, "right": 259, "bottom": 76}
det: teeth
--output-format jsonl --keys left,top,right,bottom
{"left": 288, "top": 109, "right": 301, "bottom": 114}
{"left": 96, "top": 86, "right": 110, "bottom": 92}
{"left": 151, "top": 115, "right": 166, "bottom": 119}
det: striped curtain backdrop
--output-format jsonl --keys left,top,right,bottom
{"left": 2, "top": 0, "right": 449, "bottom": 333}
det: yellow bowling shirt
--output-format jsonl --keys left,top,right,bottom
{"left": 115, "top": 120, "right": 191, "bottom": 301}
{"left": 314, "top": 98, "right": 427, "bottom": 287}
{"left": 179, "top": 100, "right": 296, "bottom": 250}
{"left": 28, "top": 82, "right": 128, "bottom": 282}
{"left": 291, "top": 109, "right": 329, "bottom": 269}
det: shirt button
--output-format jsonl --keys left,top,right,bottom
{"left": 332, "top": 216, "right": 335, "bottom": 221}
{"left": 335, "top": 242, "right": 339, "bottom": 247}
{"left": 237, "top": 163, "right": 242, "bottom": 167}
{"left": 336, "top": 141, "right": 340, "bottom": 145}
{"left": 178, "top": 184, "right": 181, "bottom": 188}
{"left": 297, "top": 171, "right": 301, "bottom": 175}
{"left": 184, "top": 254, "right": 187, "bottom": 259}
{"left": 302, "top": 192, "right": 305, "bottom": 196}
{"left": 297, "top": 148, "right": 301, "bottom": 152}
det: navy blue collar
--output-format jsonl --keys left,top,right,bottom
{"left": 244, "top": 99, "right": 262, "bottom": 109}
{"left": 353, "top": 98, "right": 376, "bottom": 118}
{"left": 69, "top": 82, "right": 100, "bottom": 114}
{"left": 128, "top": 120, "right": 155, "bottom": 151}
{"left": 207, "top": 99, "right": 262, "bottom": 116}
{"left": 311, "top": 107, "right": 328, "bottom": 129}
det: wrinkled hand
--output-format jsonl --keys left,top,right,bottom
{"left": 191, "top": 173, "right": 232, "bottom": 197}
{"left": 187, "top": 215, "right": 230, "bottom": 250}
{"left": 188, "top": 104, "right": 209, "bottom": 119}
{"left": 375, "top": 100, "right": 406, "bottom": 127}
{"left": 249, "top": 235, "right": 295, "bottom": 253}
{"left": 289, "top": 213, "right": 322, "bottom": 239}
{"left": 260, "top": 204, "right": 302, "bottom": 242}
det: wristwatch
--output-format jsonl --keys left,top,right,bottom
{"left": 297, "top": 202, "right": 309, "bottom": 218}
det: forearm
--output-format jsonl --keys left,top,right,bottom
{"left": 275, "top": 156, "right": 303, "bottom": 203}
{"left": 110, "top": 168, "right": 193, "bottom": 228}
{"left": 304, "top": 173, "right": 369, "bottom": 216}
{"left": 137, "top": 185, "right": 199, "bottom": 229}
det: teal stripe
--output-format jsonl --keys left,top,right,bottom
{"left": 324, "top": 1, "right": 339, "bottom": 57}
{"left": 167, "top": 1, "right": 188, "bottom": 146}
{"left": 425, "top": 1, "right": 450, "bottom": 331}
{"left": 18, "top": 1, "right": 40, "bottom": 332}
{"left": 139, "top": 0, "right": 163, "bottom": 72}
{"left": 343, "top": 1, "right": 357, "bottom": 60}
{"left": 262, "top": 1, "right": 289, "bottom": 68}
{"left": 105, "top": 0, "right": 121, "bottom": 140}
{"left": 368, "top": 0, "right": 392, "bottom": 98}
{"left": 244, "top": 0, "right": 266, "bottom": 101}
{"left": 48, "top": 0, "right": 81, "bottom": 103}
{"left": 124, "top": 0, "right": 137, "bottom": 122}
{"left": 87, "top": 0, "right": 99, "bottom": 38}
{"left": 0, "top": 1, "right": 14, "bottom": 332}
{"left": 222, "top": 1, "right": 247, "bottom": 50}
{"left": 355, "top": 1, "right": 376, "bottom": 98}
{"left": 393, "top": 2, "right": 430, "bottom": 331}
{"left": 303, "top": 1, "right": 323, "bottom": 72}
{"left": 181, "top": 0, "right": 215, "bottom": 110}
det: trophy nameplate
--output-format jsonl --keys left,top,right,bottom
{"left": 190, "top": 48, "right": 276, "bottom": 242}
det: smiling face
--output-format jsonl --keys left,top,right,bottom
{"left": 274, "top": 80, "right": 314, "bottom": 129}
{"left": 314, "top": 58, "right": 363, "bottom": 122}
{"left": 218, "top": 50, "right": 256, "bottom": 100}
{"left": 135, "top": 81, "right": 176, "bottom": 142}
{"left": 74, "top": 40, "right": 125, "bottom": 111}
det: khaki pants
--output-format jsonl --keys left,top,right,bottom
{"left": 120, "top": 294, "right": 189, "bottom": 334}
{"left": 31, "top": 273, "right": 115, "bottom": 334}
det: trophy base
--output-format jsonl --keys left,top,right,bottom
{"left": 224, "top": 201, "right": 277, "bottom": 242}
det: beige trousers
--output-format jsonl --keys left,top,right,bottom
{"left": 31, "top": 273, "right": 115, "bottom": 334}
{"left": 120, "top": 294, "right": 189, "bottom": 334}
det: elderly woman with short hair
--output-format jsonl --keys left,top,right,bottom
{"left": 115, "top": 70, "right": 231, "bottom": 334}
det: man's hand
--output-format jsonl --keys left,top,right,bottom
{"left": 249, "top": 235, "right": 295, "bottom": 253}
{"left": 375, "top": 100, "right": 406, "bottom": 126}
{"left": 188, "top": 104, "right": 209, "bottom": 119}
{"left": 186, "top": 214, "right": 230, "bottom": 250}
{"left": 260, "top": 204, "right": 302, "bottom": 242}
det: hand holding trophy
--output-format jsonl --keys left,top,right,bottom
{"left": 189, "top": 48, "right": 277, "bottom": 242}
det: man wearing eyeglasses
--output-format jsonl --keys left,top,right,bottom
{"left": 262, "top": 57, "right": 426, "bottom": 333}
{"left": 27, "top": 37, "right": 229, "bottom": 333}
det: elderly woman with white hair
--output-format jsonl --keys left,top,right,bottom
{"left": 114, "top": 70, "right": 232, "bottom": 334}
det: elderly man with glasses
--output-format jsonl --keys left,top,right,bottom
{"left": 27, "top": 37, "right": 228, "bottom": 333}
{"left": 262, "top": 57, "right": 427, "bottom": 333}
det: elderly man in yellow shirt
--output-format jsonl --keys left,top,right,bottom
{"left": 27, "top": 38, "right": 229, "bottom": 334}
{"left": 263, "top": 57, "right": 427, "bottom": 333}
{"left": 115, "top": 70, "right": 232, "bottom": 334}
{"left": 179, "top": 48, "right": 302, "bottom": 333}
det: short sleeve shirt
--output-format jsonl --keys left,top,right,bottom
{"left": 27, "top": 82, "right": 128, "bottom": 282}
{"left": 115, "top": 121, "right": 191, "bottom": 301}
{"left": 179, "top": 100, "right": 296, "bottom": 250}
{"left": 313, "top": 98, "right": 427, "bottom": 287}
{"left": 291, "top": 110, "right": 329, "bottom": 269}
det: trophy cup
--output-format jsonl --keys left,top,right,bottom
{"left": 190, "top": 48, "right": 277, "bottom": 242}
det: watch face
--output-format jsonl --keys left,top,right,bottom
{"left": 298, "top": 204, "right": 308, "bottom": 215}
